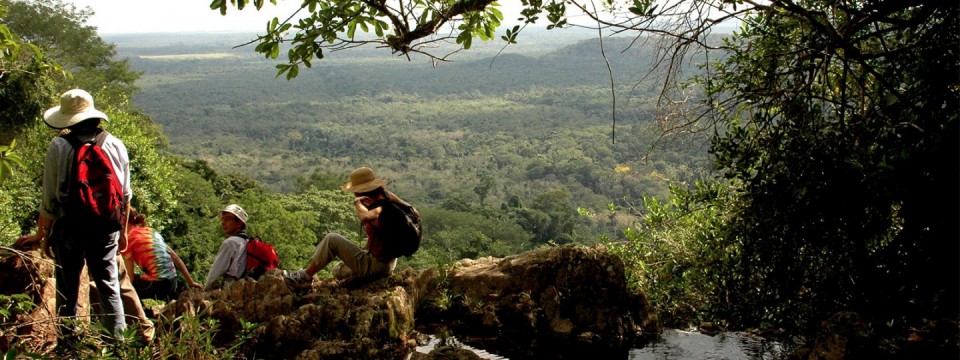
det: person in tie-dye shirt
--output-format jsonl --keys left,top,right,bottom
{"left": 121, "top": 208, "right": 202, "bottom": 301}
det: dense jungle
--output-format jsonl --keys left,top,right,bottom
{"left": 1, "top": 0, "right": 956, "bottom": 358}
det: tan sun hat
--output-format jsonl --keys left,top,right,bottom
{"left": 221, "top": 204, "right": 249, "bottom": 224}
{"left": 342, "top": 167, "right": 387, "bottom": 193}
{"left": 43, "top": 89, "right": 109, "bottom": 129}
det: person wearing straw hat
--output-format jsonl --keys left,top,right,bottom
{"left": 285, "top": 166, "right": 418, "bottom": 283}
{"left": 204, "top": 203, "right": 251, "bottom": 290}
{"left": 15, "top": 88, "right": 131, "bottom": 340}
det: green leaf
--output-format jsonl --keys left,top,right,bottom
{"left": 375, "top": 20, "right": 389, "bottom": 37}
{"left": 270, "top": 43, "right": 280, "bottom": 58}
{"left": 4, "top": 153, "right": 24, "bottom": 168}
{"left": 274, "top": 64, "right": 289, "bottom": 78}
{"left": 488, "top": 7, "right": 503, "bottom": 21}
{"left": 286, "top": 64, "right": 299, "bottom": 80}
{"left": 419, "top": 9, "right": 431, "bottom": 25}
{"left": 347, "top": 20, "right": 357, "bottom": 39}
{"left": 0, "top": 162, "right": 11, "bottom": 183}
{"left": 456, "top": 30, "right": 470, "bottom": 46}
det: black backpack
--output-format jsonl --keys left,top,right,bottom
{"left": 372, "top": 199, "right": 422, "bottom": 261}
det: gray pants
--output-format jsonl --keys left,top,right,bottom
{"left": 310, "top": 233, "right": 396, "bottom": 279}
{"left": 53, "top": 231, "right": 126, "bottom": 338}
{"left": 90, "top": 255, "right": 155, "bottom": 342}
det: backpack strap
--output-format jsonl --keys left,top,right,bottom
{"left": 239, "top": 233, "right": 270, "bottom": 263}
{"left": 94, "top": 129, "right": 110, "bottom": 147}
{"left": 61, "top": 129, "right": 108, "bottom": 149}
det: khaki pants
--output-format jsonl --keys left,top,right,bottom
{"left": 310, "top": 233, "right": 396, "bottom": 279}
{"left": 90, "top": 255, "right": 155, "bottom": 342}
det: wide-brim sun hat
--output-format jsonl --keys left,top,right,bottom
{"left": 43, "top": 89, "right": 110, "bottom": 129}
{"left": 342, "top": 167, "right": 387, "bottom": 193}
{"left": 221, "top": 204, "right": 249, "bottom": 224}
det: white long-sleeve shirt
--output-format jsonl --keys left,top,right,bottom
{"left": 204, "top": 235, "right": 247, "bottom": 290}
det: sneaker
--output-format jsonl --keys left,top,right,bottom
{"left": 283, "top": 268, "right": 311, "bottom": 284}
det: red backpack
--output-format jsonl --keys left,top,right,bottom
{"left": 61, "top": 130, "right": 125, "bottom": 234}
{"left": 243, "top": 235, "right": 280, "bottom": 279}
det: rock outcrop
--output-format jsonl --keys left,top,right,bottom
{"left": 0, "top": 247, "right": 58, "bottom": 353}
{"left": 4, "top": 244, "right": 658, "bottom": 358}
{"left": 162, "top": 268, "right": 426, "bottom": 359}
{"left": 418, "top": 244, "right": 660, "bottom": 358}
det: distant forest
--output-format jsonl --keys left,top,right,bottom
{"left": 114, "top": 30, "right": 714, "bottom": 224}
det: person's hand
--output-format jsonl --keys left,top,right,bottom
{"left": 354, "top": 196, "right": 371, "bottom": 206}
{"left": 188, "top": 281, "right": 203, "bottom": 289}
{"left": 41, "top": 233, "right": 53, "bottom": 259}
{"left": 15, "top": 234, "right": 39, "bottom": 247}
{"left": 118, "top": 229, "right": 128, "bottom": 253}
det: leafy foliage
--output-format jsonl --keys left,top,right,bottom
{"left": 0, "top": 2, "right": 61, "bottom": 144}
{"left": 607, "top": 180, "right": 735, "bottom": 328}
{"left": 701, "top": 1, "right": 959, "bottom": 336}
{"left": 211, "top": 0, "right": 564, "bottom": 76}
{"left": 1, "top": 0, "right": 140, "bottom": 101}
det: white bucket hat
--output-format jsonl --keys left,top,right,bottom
{"left": 221, "top": 204, "right": 249, "bottom": 224}
{"left": 43, "top": 89, "right": 109, "bottom": 129}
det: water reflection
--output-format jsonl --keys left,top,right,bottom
{"left": 415, "top": 329, "right": 788, "bottom": 359}
{"left": 629, "top": 329, "right": 788, "bottom": 360}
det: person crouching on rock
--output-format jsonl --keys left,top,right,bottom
{"left": 285, "top": 167, "right": 417, "bottom": 283}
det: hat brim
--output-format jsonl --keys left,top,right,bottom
{"left": 43, "top": 106, "right": 109, "bottom": 129}
{"left": 343, "top": 179, "right": 387, "bottom": 193}
{"left": 220, "top": 210, "right": 247, "bottom": 224}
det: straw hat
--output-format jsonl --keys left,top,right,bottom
{"left": 221, "top": 204, "right": 249, "bottom": 224}
{"left": 43, "top": 89, "right": 109, "bottom": 129}
{"left": 342, "top": 167, "right": 387, "bottom": 193}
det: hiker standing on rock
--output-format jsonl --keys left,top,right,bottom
{"left": 285, "top": 167, "right": 420, "bottom": 283}
{"left": 204, "top": 204, "right": 250, "bottom": 291}
{"left": 16, "top": 89, "right": 130, "bottom": 340}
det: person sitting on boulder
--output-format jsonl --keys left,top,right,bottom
{"left": 285, "top": 167, "right": 417, "bottom": 283}
{"left": 204, "top": 204, "right": 250, "bottom": 291}
{"left": 122, "top": 207, "right": 202, "bottom": 300}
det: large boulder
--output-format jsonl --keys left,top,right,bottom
{"left": 417, "top": 244, "right": 660, "bottom": 358}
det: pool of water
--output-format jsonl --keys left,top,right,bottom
{"left": 629, "top": 329, "right": 789, "bottom": 360}
{"left": 415, "top": 329, "right": 789, "bottom": 360}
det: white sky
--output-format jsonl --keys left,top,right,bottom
{"left": 64, "top": 0, "right": 305, "bottom": 33}
{"left": 66, "top": 0, "right": 532, "bottom": 34}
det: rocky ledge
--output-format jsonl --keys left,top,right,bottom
{"left": 162, "top": 244, "right": 660, "bottom": 359}
{"left": 2, "top": 244, "right": 660, "bottom": 358}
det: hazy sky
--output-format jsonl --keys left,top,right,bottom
{"left": 65, "top": 0, "right": 531, "bottom": 34}
{"left": 64, "top": 0, "right": 306, "bottom": 33}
